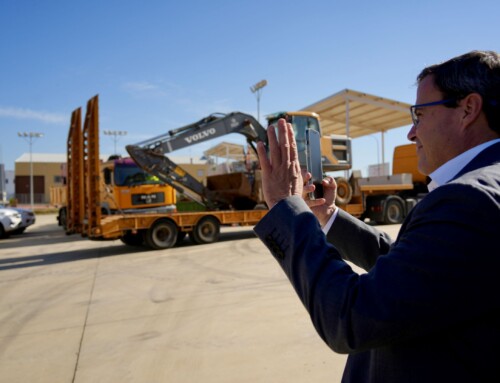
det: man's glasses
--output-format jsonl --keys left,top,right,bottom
{"left": 410, "top": 99, "right": 455, "bottom": 126}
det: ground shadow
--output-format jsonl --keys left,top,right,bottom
{"left": 175, "top": 229, "right": 258, "bottom": 247}
{"left": 0, "top": 226, "right": 258, "bottom": 271}
{"left": 0, "top": 242, "right": 144, "bottom": 271}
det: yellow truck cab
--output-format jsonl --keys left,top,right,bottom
{"left": 101, "top": 156, "right": 176, "bottom": 214}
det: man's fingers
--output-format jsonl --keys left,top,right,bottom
{"left": 256, "top": 141, "right": 270, "bottom": 174}
{"left": 323, "top": 176, "right": 336, "bottom": 189}
{"left": 303, "top": 183, "right": 315, "bottom": 193}
{"left": 306, "top": 198, "right": 326, "bottom": 208}
{"left": 267, "top": 123, "right": 280, "bottom": 167}
{"left": 278, "top": 119, "right": 289, "bottom": 166}
{"left": 287, "top": 122, "right": 298, "bottom": 164}
{"left": 301, "top": 169, "right": 311, "bottom": 181}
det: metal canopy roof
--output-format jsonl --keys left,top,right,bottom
{"left": 203, "top": 141, "right": 257, "bottom": 161}
{"left": 300, "top": 88, "right": 412, "bottom": 138}
{"left": 204, "top": 90, "right": 412, "bottom": 166}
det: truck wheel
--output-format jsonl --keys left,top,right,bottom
{"left": 120, "top": 231, "right": 144, "bottom": 246}
{"left": 384, "top": 199, "right": 404, "bottom": 224}
{"left": 144, "top": 219, "right": 178, "bottom": 250}
{"left": 58, "top": 207, "right": 68, "bottom": 230}
{"left": 190, "top": 216, "right": 220, "bottom": 244}
{"left": 335, "top": 177, "right": 353, "bottom": 205}
{"left": 176, "top": 231, "right": 187, "bottom": 245}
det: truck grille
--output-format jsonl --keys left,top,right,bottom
{"left": 131, "top": 192, "right": 165, "bottom": 205}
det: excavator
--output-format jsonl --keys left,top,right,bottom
{"left": 126, "top": 111, "right": 352, "bottom": 211}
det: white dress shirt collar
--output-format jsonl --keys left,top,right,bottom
{"left": 428, "top": 138, "right": 500, "bottom": 192}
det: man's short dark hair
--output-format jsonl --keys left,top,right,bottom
{"left": 417, "top": 50, "right": 500, "bottom": 134}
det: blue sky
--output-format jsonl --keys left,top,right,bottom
{"left": 1, "top": 0, "right": 499, "bottom": 175}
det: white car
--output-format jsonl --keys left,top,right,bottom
{"left": 0, "top": 205, "right": 36, "bottom": 238}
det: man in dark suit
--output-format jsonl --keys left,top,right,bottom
{"left": 254, "top": 50, "right": 500, "bottom": 382}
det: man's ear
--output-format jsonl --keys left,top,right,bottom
{"left": 461, "top": 93, "right": 483, "bottom": 127}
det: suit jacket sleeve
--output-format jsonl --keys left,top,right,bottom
{"left": 326, "top": 208, "right": 393, "bottom": 271}
{"left": 254, "top": 179, "right": 500, "bottom": 354}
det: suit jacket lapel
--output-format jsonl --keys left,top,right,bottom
{"left": 395, "top": 141, "right": 500, "bottom": 244}
{"left": 452, "top": 141, "right": 500, "bottom": 180}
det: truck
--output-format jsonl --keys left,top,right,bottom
{"left": 338, "top": 143, "right": 428, "bottom": 225}
{"left": 63, "top": 95, "right": 352, "bottom": 250}
{"left": 63, "top": 96, "right": 268, "bottom": 249}
{"left": 55, "top": 109, "right": 177, "bottom": 229}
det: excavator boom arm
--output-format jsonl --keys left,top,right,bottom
{"left": 131, "top": 112, "right": 268, "bottom": 154}
{"left": 126, "top": 145, "right": 232, "bottom": 210}
{"left": 126, "top": 112, "right": 268, "bottom": 210}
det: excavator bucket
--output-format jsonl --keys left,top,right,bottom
{"left": 206, "top": 172, "right": 258, "bottom": 210}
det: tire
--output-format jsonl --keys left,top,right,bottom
{"left": 190, "top": 216, "right": 220, "bottom": 245}
{"left": 384, "top": 199, "right": 405, "bottom": 224}
{"left": 11, "top": 227, "right": 26, "bottom": 235}
{"left": 335, "top": 177, "right": 353, "bottom": 205}
{"left": 175, "top": 231, "right": 187, "bottom": 245}
{"left": 58, "top": 207, "right": 67, "bottom": 230}
{"left": 120, "top": 231, "right": 144, "bottom": 246}
{"left": 143, "top": 219, "right": 178, "bottom": 250}
{"left": 0, "top": 225, "right": 8, "bottom": 239}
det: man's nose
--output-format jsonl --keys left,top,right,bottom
{"left": 407, "top": 124, "right": 417, "bottom": 142}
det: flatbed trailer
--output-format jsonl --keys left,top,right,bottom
{"left": 90, "top": 209, "right": 267, "bottom": 249}
{"left": 67, "top": 95, "right": 268, "bottom": 250}
{"left": 336, "top": 147, "right": 426, "bottom": 225}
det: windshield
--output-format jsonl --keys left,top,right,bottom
{"left": 114, "top": 163, "right": 162, "bottom": 186}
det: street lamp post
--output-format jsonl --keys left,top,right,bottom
{"left": 17, "top": 132, "right": 43, "bottom": 209}
{"left": 250, "top": 79, "right": 267, "bottom": 123}
{"left": 103, "top": 130, "right": 127, "bottom": 155}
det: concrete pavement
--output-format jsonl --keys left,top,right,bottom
{"left": 0, "top": 214, "right": 400, "bottom": 383}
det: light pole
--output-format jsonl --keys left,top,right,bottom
{"left": 250, "top": 79, "right": 267, "bottom": 123}
{"left": 103, "top": 130, "right": 127, "bottom": 155}
{"left": 17, "top": 132, "right": 43, "bottom": 209}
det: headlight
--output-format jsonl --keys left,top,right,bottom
{"left": 0, "top": 210, "right": 21, "bottom": 219}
